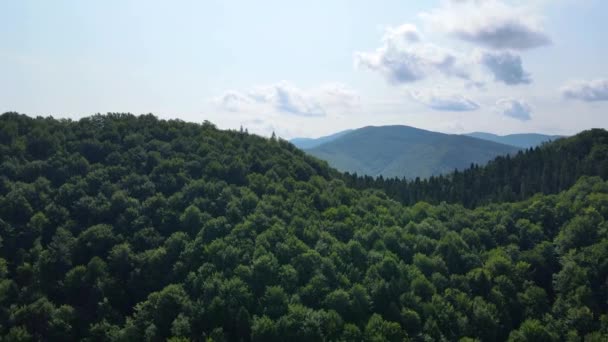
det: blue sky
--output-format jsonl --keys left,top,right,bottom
{"left": 1, "top": 0, "right": 607, "bottom": 138}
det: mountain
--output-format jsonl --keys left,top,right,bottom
{"left": 1, "top": 112, "right": 607, "bottom": 341}
{"left": 290, "top": 129, "right": 353, "bottom": 149}
{"left": 464, "top": 132, "right": 563, "bottom": 149}
{"left": 345, "top": 128, "right": 608, "bottom": 207}
{"left": 305, "top": 125, "right": 520, "bottom": 179}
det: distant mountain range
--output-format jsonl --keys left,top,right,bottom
{"left": 293, "top": 125, "right": 522, "bottom": 179}
{"left": 289, "top": 129, "right": 353, "bottom": 149}
{"left": 464, "top": 132, "right": 563, "bottom": 149}
{"left": 291, "top": 129, "right": 561, "bottom": 150}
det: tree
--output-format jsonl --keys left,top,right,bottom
{"left": 556, "top": 208, "right": 602, "bottom": 252}
{"left": 323, "top": 289, "right": 351, "bottom": 318}
{"left": 251, "top": 315, "right": 278, "bottom": 342}
{"left": 401, "top": 308, "right": 421, "bottom": 336}
{"left": 180, "top": 205, "right": 204, "bottom": 236}
{"left": 508, "top": 319, "right": 557, "bottom": 342}
{"left": 128, "top": 284, "right": 192, "bottom": 340}
{"left": 262, "top": 286, "right": 288, "bottom": 319}
{"left": 364, "top": 314, "right": 405, "bottom": 342}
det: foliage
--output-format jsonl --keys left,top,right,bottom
{"left": 0, "top": 112, "right": 607, "bottom": 341}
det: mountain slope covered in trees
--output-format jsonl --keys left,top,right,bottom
{"left": 0, "top": 113, "right": 607, "bottom": 341}
{"left": 464, "top": 132, "right": 563, "bottom": 149}
{"left": 305, "top": 125, "right": 520, "bottom": 179}
{"left": 345, "top": 128, "right": 608, "bottom": 208}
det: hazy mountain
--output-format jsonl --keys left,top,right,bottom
{"left": 290, "top": 129, "right": 353, "bottom": 149}
{"left": 464, "top": 132, "right": 563, "bottom": 149}
{"left": 345, "top": 128, "right": 608, "bottom": 207}
{"left": 306, "top": 125, "right": 520, "bottom": 179}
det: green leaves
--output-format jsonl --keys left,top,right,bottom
{"left": 0, "top": 113, "right": 607, "bottom": 341}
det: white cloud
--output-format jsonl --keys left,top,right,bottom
{"left": 355, "top": 47, "right": 427, "bottom": 83}
{"left": 216, "top": 91, "right": 253, "bottom": 112}
{"left": 421, "top": 0, "right": 551, "bottom": 50}
{"left": 561, "top": 79, "right": 608, "bottom": 102}
{"left": 354, "top": 21, "right": 537, "bottom": 88}
{"left": 215, "top": 81, "right": 359, "bottom": 117}
{"left": 478, "top": 50, "right": 531, "bottom": 85}
{"left": 496, "top": 98, "right": 532, "bottom": 121}
{"left": 409, "top": 89, "right": 480, "bottom": 111}
{"left": 248, "top": 82, "right": 326, "bottom": 116}
{"left": 355, "top": 23, "right": 469, "bottom": 84}
{"left": 316, "top": 83, "right": 360, "bottom": 109}
{"left": 382, "top": 24, "right": 421, "bottom": 44}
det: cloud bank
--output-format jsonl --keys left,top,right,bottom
{"left": 410, "top": 90, "right": 480, "bottom": 111}
{"left": 562, "top": 79, "right": 608, "bottom": 102}
{"left": 215, "top": 82, "right": 359, "bottom": 117}
{"left": 355, "top": 24, "right": 469, "bottom": 84}
{"left": 356, "top": 20, "right": 537, "bottom": 88}
{"left": 421, "top": 0, "right": 551, "bottom": 50}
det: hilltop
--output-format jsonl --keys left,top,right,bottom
{"left": 305, "top": 125, "right": 519, "bottom": 179}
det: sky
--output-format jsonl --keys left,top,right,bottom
{"left": 1, "top": 0, "right": 607, "bottom": 139}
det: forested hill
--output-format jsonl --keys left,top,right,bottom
{"left": 305, "top": 125, "right": 520, "bottom": 179}
{"left": 0, "top": 113, "right": 607, "bottom": 341}
{"left": 344, "top": 128, "right": 608, "bottom": 208}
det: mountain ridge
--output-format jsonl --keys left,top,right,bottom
{"left": 303, "top": 125, "right": 520, "bottom": 179}
{"left": 464, "top": 131, "right": 563, "bottom": 148}
{"left": 290, "top": 129, "right": 353, "bottom": 149}
{"left": 291, "top": 128, "right": 562, "bottom": 150}
{"left": 344, "top": 127, "right": 608, "bottom": 207}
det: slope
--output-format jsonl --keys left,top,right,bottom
{"left": 465, "top": 132, "right": 563, "bottom": 149}
{"left": 346, "top": 128, "right": 608, "bottom": 207}
{"left": 0, "top": 113, "right": 607, "bottom": 341}
{"left": 306, "top": 125, "right": 520, "bottom": 179}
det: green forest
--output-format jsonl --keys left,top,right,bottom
{"left": 0, "top": 112, "right": 607, "bottom": 341}
{"left": 345, "top": 130, "right": 608, "bottom": 208}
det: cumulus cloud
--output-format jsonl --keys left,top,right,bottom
{"left": 409, "top": 89, "right": 480, "bottom": 111}
{"left": 355, "top": 23, "right": 469, "bottom": 84}
{"left": 216, "top": 91, "right": 253, "bottom": 112}
{"left": 561, "top": 79, "right": 608, "bottom": 102}
{"left": 421, "top": 0, "right": 551, "bottom": 50}
{"left": 478, "top": 50, "right": 531, "bottom": 85}
{"left": 355, "top": 47, "right": 426, "bottom": 83}
{"left": 316, "top": 83, "right": 360, "bottom": 109}
{"left": 215, "top": 82, "right": 358, "bottom": 117}
{"left": 248, "top": 82, "right": 326, "bottom": 116}
{"left": 496, "top": 99, "right": 532, "bottom": 121}
{"left": 382, "top": 24, "right": 421, "bottom": 43}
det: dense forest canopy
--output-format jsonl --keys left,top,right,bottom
{"left": 0, "top": 112, "right": 607, "bottom": 341}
